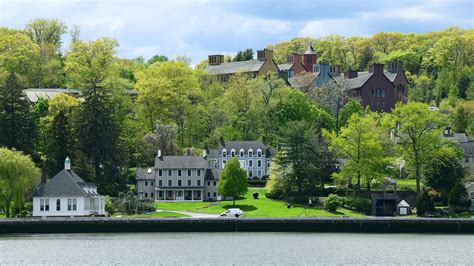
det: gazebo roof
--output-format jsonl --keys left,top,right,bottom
{"left": 397, "top": 200, "right": 410, "bottom": 207}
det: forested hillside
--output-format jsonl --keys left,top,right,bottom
{"left": 0, "top": 19, "right": 472, "bottom": 199}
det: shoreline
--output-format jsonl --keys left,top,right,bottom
{"left": 1, "top": 217, "right": 473, "bottom": 234}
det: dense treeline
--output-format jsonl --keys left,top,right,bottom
{"left": 0, "top": 19, "right": 473, "bottom": 214}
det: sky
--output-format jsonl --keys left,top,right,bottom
{"left": 0, "top": 0, "right": 473, "bottom": 65}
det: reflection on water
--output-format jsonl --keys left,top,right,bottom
{"left": 0, "top": 232, "right": 472, "bottom": 265}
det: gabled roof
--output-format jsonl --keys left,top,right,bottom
{"left": 304, "top": 44, "right": 315, "bottom": 55}
{"left": 154, "top": 156, "right": 209, "bottom": 169}
{"left": 205, "top": 169, "right": 222, "bottom": 180}
{"left": 219, "top": 140, "right": 268, "bottom": 152}
{"left": 204, "top": 60, "right": 264, "bottom": 75}
{"left": 23, "top": 88, "right": 80, "bottom": 103}
{"left": 287, "top": 73, "right": 318, "bottom": 88}
{"left": 33, "top": 169, "right": 98, "bottom": 197}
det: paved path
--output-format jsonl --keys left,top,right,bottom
{"left": 157, "top": 209, "right": 220, "bottom": 218}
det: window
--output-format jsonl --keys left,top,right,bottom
{"left": 313, "top": 65, "right": 320, "bottom": 73}
{"left": 178, "top": 170, "right": 182, "bottom": 177}
{"left": 213, "top": 181, "right": 217, "bottom": 186}
{"left": 151, "top": 192, "right": 154, "bottom": 198}
{"left": 197, "top": 180, "right": 201, "bottom": 186}
{"left": 145, "top": 181, "right": 148, "bottom": 186}
{"left": 222, "top": 149, "right": 227, "bottom": 157}
{"left": 68, "top": 199, "right": 72, "bottom": 211}
{"left": 56, "top": 199, "right": 61, "bottom": 211}
{"left": 214, "top": 160, "right": 218, "bottom": 168}
{"left": 465, "top": 157, "right": 470, "bottom": 163}
{"left": 213, "top": 192, "right": 217, "bottom": 197}
{"left": 188, "top": 170, "right": 192, "bottom": 176}
{"left": 248, "top": 149, "right": 253, "bottom": 157}
{"left": 381, "top": 89, "right": 386, "bottom": 97}
{"left": 239, "top": 149, "right": 244, "bottom": 157}
{"left": 188, "top": 180, "right": 191, "bottom": 186}
{"left": 222, "top": 160, "right": 226, "bottom": 168}
{"left": 145, "top": 192, "right": 148, "bottom": 198}
{"left": 207, "top": 181, "right": 211, "bottom": 186}
{"left": 72, "top": 199, "right": 77, "bottom": 211}
{"left": 40, "top": 199, "right": 45, "bottom": 211}
{"left": 257, "top": 149, "right": 262, "bottom": 157}
{"left": 257, "top": 170, "right": 262, "bottom": 177}
{"left": 168, "top": 170, "right": 172, "bottom": 176}
{"left": 249, "top": 160, "right": 253, "bottom": 167}
{"left": 178, "top": 180, "right": 182, "bottom": 187}
{"left": 197, "top": 170, "right": 201, "bottom": 176}
{"left": 158, "top": 170, "right": 163, "bottom": 176}
{"left": 159, "top": 180, "right": 163, "bottom": 186}
{"left": 151, "top": 181, "right": 154, "bottom": 186}
{"left": 168, "top": 180, "right": 172, "bottom": 186}
{"left": 231, "top": 149, "right": 236, "bottom": 157}
{"left": 248, "top": 170, "right": 253, "bottom": 178}
{"left": 207, "top": 192, "right": 211, "bottom": 198}
{"left": 257, "top": 160, "right": 262, "bottom": 167}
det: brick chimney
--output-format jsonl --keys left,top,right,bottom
{"left": 208, "top": 54, "right": 224, "bottom": 65}
{"left": 388, "top": 60, "right": 402, "bottom": 73}
{"left": 344, "top": 70, "right": 358, "bottom": 79}
{"left": 257, "top": 49, "right": 273, "bottom": 61}
{"left": 292, "top": 53, "right": 302, "bottom": 66}
{"left": 369, "top": 63, "right": 384, "bottom": 75}
{"left": 219, "top": 136, "right": 225, "bottom": 146}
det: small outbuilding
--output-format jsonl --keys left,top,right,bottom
{"left": 396, "top": 200, "right": 411, "bottom": 216}
{"left": 371, "top": 177, "right": 400, "bottom": 216}
{"left": 32, "top": 157, "right": 106, "bottom": 217}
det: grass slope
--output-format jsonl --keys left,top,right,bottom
{"left": 156, "top": 188, "right": 365, "bottom": 218}
{"left": 115, "top": 211, "right": 190, "bottom": 218}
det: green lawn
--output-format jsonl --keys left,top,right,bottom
{"left": 371, "top": 179, "right": 417, "bottom": 191}
{"left": 156, "top": 188, "right": 365, "bottom": 218}
{"left": 114, "top": 211, "right": 190, "bottom": 218}
{"left": 0, "top": 213, "right": 5, "bottom": 218}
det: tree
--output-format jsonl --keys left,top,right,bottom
{"left": 0, "top": 73, "right": 35, "bottom": 154}
{"left": 448, "top": 183, "right": 471, "bottom": 213}
{"left": 338, "top": 99, "right": 363, "bottom": 129}
{"left": 388, "top": 102, "right": 446, "bottom": 196}
{"left": 324, "top": 113, "right": 391, "bottom": 194}
{"left": 416, "top": 189, "right": 436, "bottom": 216}
{"left": 147, "top": 54, "right": 168, "bottom": 65}
{"left": 457, "top": 74, "right": 470, "bottom": 99}
{"left": 65, "top": 37, "right": 126, "bottom": 194}
{"left": 453, "top": 106, "right": 469, "bottom": 133}
{"left": 233, "top": 48, "right": 253, "bottom": 61}
{"left": 0, "top": 148, "right": 40, "bottom": 217}
{"left": 40, "top": 93, "right": 80, "bottom": 178}
{"left": 217, "top": 158, "right": 248, "bottom": 206}
{"left": 425, "top": 146, "right": 464, "bottom": 203}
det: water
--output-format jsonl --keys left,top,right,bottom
{"left": 0, "top": 232, "right": 472, "bottom": 265}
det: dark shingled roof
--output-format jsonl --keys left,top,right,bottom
{"left": 204, "top": 60, "right": 264, "bottom": 75}
{"left": 219, "top": 140, "right": 268, "bottom": 151}
{"left": 305, "top": 44, "right": 316, "bottom": 54}
{"left": 34, "top": 169, "right": 99, "bottom": 197}
{"left": 205, "top": 169, "right": 222, "bottom": 180}
{"left": 460, "top": 142, "right": 474, "bottom": 157}
{"left": 154, "top": 156, "right": 209, "bottom": 169}
{"left": 136, "top": 167, "right": 156, "bottom": 180}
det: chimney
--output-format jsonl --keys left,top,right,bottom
{"left": 219, "top": 136, "right": 225, "bottom": 146}
{"left": 262, "top": 136, "right": 267, "bottom": 146}
{"left": 444, "top": 127, "right": 452, "bottom": 137}
{"left": 157, "top": 149, "right": 162, "bottom": 159}
{"left": 388, "top": 60, "right": 402, "bottom": 73}
{"left": 344, "top": 70, "right": 358, "bottom": 79}
{"left": 292, "top": 53, "right": 302, "bottom": 66}
{"left": 208, "top": 54, "right": 224, "bottom": 65}
{"left": 369, "top": 63, "right": 384, "bottom": 75}
{"left": 329, "top": 64, "right": 341, "bottom": 76}
{"left": 257, "top": 49, "right": 273, "bottom": 61}
{"left": 186, "top": 148, "right": 192, "bottom": 156}
{"left": 64, "top": 156, "right": 71, "bottom": 170}
{"left": 319, "top": 63, "right": 330, "bottom": 80}
{"left": 202, "top": 149, "right": 207, "bottom": 159}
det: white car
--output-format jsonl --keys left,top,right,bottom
{"left": 220, "top": 208, "right": 244, "bottom": 218}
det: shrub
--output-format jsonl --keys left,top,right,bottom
{"left": 448, "top": 183, "right": 471, "bottom": 213}
{"left": 343, "top": 197, "right": 371, "bottom": 214}
{"left": 416, "top": 190, "right": 436, "bottom": 216}
{"left": 113, "top": 191, "right": 155, "bottom": 215}
{"left": 252, "top": 192, "right": 259, "bottom": 199}
{"left": 105, "top": 196, "right": 117, "bottom": 215}
{"left": 324, "top": 194, "right": 342, "bottom": 212}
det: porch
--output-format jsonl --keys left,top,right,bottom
{"left": 155, "top": 188, "right": 203, "bottom": 202}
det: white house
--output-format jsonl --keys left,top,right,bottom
{"left": 32, "top": 157, "right": 106, "bottom": 217}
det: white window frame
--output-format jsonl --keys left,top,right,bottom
{"left": 239, "top": 149, "right": 244, "bottom": 157}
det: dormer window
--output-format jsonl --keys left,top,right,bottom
{"left": 248, "top": 149, "right": 253, "bottom": 157}
{"left": 231, "top": 149, "right": 236, "bottom": 157}
{"left": 239, "top": 149, "right": 244, "bottom": 157}
{"left": 222, "top": 149, "right": 227, "bottom": 157}
{"left": 257, "top": 149, "right": 262, "bottom": 157}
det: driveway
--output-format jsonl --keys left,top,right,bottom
{"left": 157, "top": 209, "right": 220, "bottom": 218}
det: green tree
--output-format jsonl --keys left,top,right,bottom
{"left": 338, "top": 99, "right": 363, "bottom": 129}
{"left": 416, "top": 189, "right": 436, "bottom": 216}
{"left": 0, "top": 73, "right": 35, "bottom": 154}
{"left": 233, "top": 48, "right": 253, "bottom": 61}
{"left": 425, "top": 146, "right": 464, "bottom": 203}
{"left": 217, "top": 158, "right": 248, "bottom": 206}
{"left": 453, "top": 106, "right": 469, "bottom": 133}
{"left": 147, "top": 54, "right": 168, "bottom": 65}
{"left": 388, "top": 102, "right": 446, "bottom": 196}
{"left": 65, "top": 37, "right": 126, "bottom": 194}
{"left": 324, "top": 113, "right": 391, "bottom": 194}
{"left": 448, "top": 183, "right": 471, "bottom": 213}
{"left": 457, "top": 74, "right": 470, "bottom": 99}
{"left": 0, "top": 148, "right": 40, "bottom": 217}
